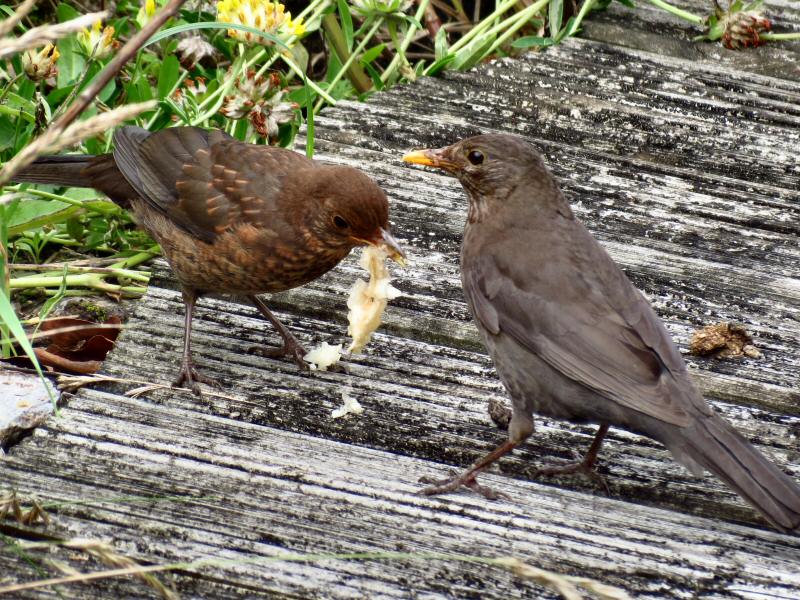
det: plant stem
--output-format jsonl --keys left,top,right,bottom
{"left": 484, "top": 0, "right": 549, "bottom": 56}
{"left": 645, "top": 0, "right": 704, "bottom": 25}
{"left": 6, "top": 186, "right": 112, "bottom": 208}
{"left": 448, "top": 0, "right": 520, "bottom": 54}
{"left": 381, "top": 0, "right": 431, "bottom": 83}
{"left": 760, "top": 32, "right": 800, "bottom": 41}
{"left": 192, "top": 52, "right": 249, "bottom": 125}
{"left": 316, "top": 17, "right": 383, "bottom": 111}
{"left": 280, "top": 53, "right": 336, "bottom": 104}
{"left": 145, "top": 68, "right": 189, "bottom": 129}
{"left": 321, "top": 13, "right": 374, "bottom": 95}
{"left": 10, "top": 248, "right": 157, "bottom": 291}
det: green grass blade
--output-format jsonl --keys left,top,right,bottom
{"left": 143, "top": 22, "right": 291, "bottom": 52}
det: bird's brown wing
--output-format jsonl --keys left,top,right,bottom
{"left": 465, "top": 226, "right": 707, "bottom": 426}
{"left": 113, "top": 126, "right": 314, "bottom": 242}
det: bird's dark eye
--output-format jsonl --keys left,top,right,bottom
{"left": 333, "top": 215, "right": 350, "bottom": 229}
{"left": 467, "top": 150, "right": 485, "bottom": 165}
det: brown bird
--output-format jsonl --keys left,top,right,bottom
{"left": 404, "top": 134, "right": 800, "bottom": 533}
{"left": 15, "top": 126, "right": 404, "bottom": 393}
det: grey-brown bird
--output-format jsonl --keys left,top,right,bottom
{"left": 404, "top": 134, "right": 800, "bottom": 533}
{"left": 15, "top": 126, "right": 404, "bottom": 393}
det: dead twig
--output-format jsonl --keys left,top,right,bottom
{"left": 0, "top": 0, "right": 36, "bottom": 38}
{"left": 0, "top": 11, "right": 108, "bottom": 59}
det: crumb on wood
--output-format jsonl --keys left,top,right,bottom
{"left": 689, "top": 322, "right": 762, "bottom": 359}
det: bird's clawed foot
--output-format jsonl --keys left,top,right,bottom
{"left": 250, "top": 338, "right": 309, "bottom": 370}
{"left": 173, "top": 362, "right": 220, "bottom": 396}
{"left": 418, "top": 469, "right": 510, "bottom": 500}
{"left": 533, "top": 451, "right": 610, "bottom": 494}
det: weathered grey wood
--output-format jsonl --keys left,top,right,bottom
{"left": 3, "top": 35, "right": 800, "bottom": 598}
{"left": 581, "top": 0, "right": 800, "bottom": 80}
{"left": 4, "top": 390, "right": 800, "bottom": 599}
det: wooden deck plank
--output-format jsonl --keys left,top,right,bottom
{"left": 3, "top": 35, "right": 800, "bottom": 598}
{"left": 4, "top": 390, "right": 800, "bottom": 599}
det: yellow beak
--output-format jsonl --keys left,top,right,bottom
{"left": 402, "top": 148, "right": 457, "bottom": 172}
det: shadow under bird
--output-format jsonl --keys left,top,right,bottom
{"left": 404, "top": 134, "right": 800, "bottom": 533}
{"left": 15, "top": 126, "right": 405, "bottom": 393}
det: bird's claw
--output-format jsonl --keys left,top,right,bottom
{"left": 249, "top": 341, "right": 309, "bottom": 370}
{"left": 533, "top": 458, "right": 610, "bottom": 494}
{"left": 417, "top": 470, "right": 510, "bottom": 501}
{"left": 173, "top": 363, "right": 220, "bottom": 396}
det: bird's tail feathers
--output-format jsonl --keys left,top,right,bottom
{"left": 11, "top": 154, "right": 132, "bottom": 207}
{"left": 12, "top": 155, "right": 99, "bottom": 187}
{"left": 676, "top": 415, "right": 800, "bottom": 532}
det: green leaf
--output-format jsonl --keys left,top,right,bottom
{"left": 127, "top": 73, "right": 155, "bottom": 104}
{"left": 56, "top": 2, "right": 80, "bottom": 22}
{"left": 453, "top": 36, "right": 496, "bottom": 70}
{"left": 549, "top": 0, "right": 564, "bottom": 39}
{"left": 157, "top": 54, "right": 181, "bottom": 99}
{"left": 290, "top": 43, "right": 309, "bottom": 77}
{"left": 82, "top": 65, "right": 117, "bottom": 104}
{"left": 6, "top": 199, "right": 79, "bottom": 237}
{"left": 363, "top": 63, "right": 384, "bottom": 91}
{"left": 144, "top": 22, "right": 290, "bottom": 51}
{"left": 56, "top": 36, "right": 86, "bottom": 87}
{"left": 424, "top": 54, "right": 455, "bottom": 76}
{"left": 555, "top": 16, "right": 579, "bottom": 41}
{"left": 336, "top": 0, "right": 354, "bottom": 51}
{"left": 3, "top": 92, "right": 36, "bottom": 114}
{"left": 17, "top": 78, "right": 36, "bottom": 101}
{"left": 434, "top": 26, "right": 449, "bottom": 61}
{"left": 360, "top": 43, "right": 385, "bottom": 65}
{"left": 615, "top": 0, "right": 635, "bottom": 7}
{"left": 511, "top": 36, "right": 556, "bottom": 48}
{"left": 65, "top": 216, "right": 85, "bottom": 242}
{"left": 47, "top": 84, "right": 75, "bottom": 106}
{"left": 97, "top": 79, "right": 117, "bottom": 104}
{"left": 0, "top": 115, "right": 16, "bottom": 152}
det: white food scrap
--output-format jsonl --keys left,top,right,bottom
{"left": 346, "top": 246, "right": 401, "bottom": 353}
{"left": 303, "top": 342, "right": 343, "bottom": 371}
{"left": 331, "top": 392, "right": 364, "bottom": 419}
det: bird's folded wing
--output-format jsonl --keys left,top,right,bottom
{"left": 465, "top": 251, "right": 700, "bottom": 426}
{"left": 113, "top": 126, "right": 313, "bottom": 241}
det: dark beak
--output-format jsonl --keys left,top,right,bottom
{"left": 373, "top": 228, "right": 406, "bottom": 266}
{"left": 402, "top": 148, "right": 457, "bottom": 172}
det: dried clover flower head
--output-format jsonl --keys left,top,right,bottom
{"left": 22, "top": 44, "right": 59, "bottom": 82}
{"left": 172, "top": 77, "right": 207, "bottom": 106}
{"left": 721, "top": 10, "right": 771, "bottom": 49}
{"left": 175, "top": 35, "right": 217, "bottom": 68}
{"left": 216, "top": 0, "right": 305, "bottom": 46}
{"left": 220, "top": 70, "right": 297, "bottom": 140}
{"left": 78, "top": 21, "right": 119, "bottom": 58}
